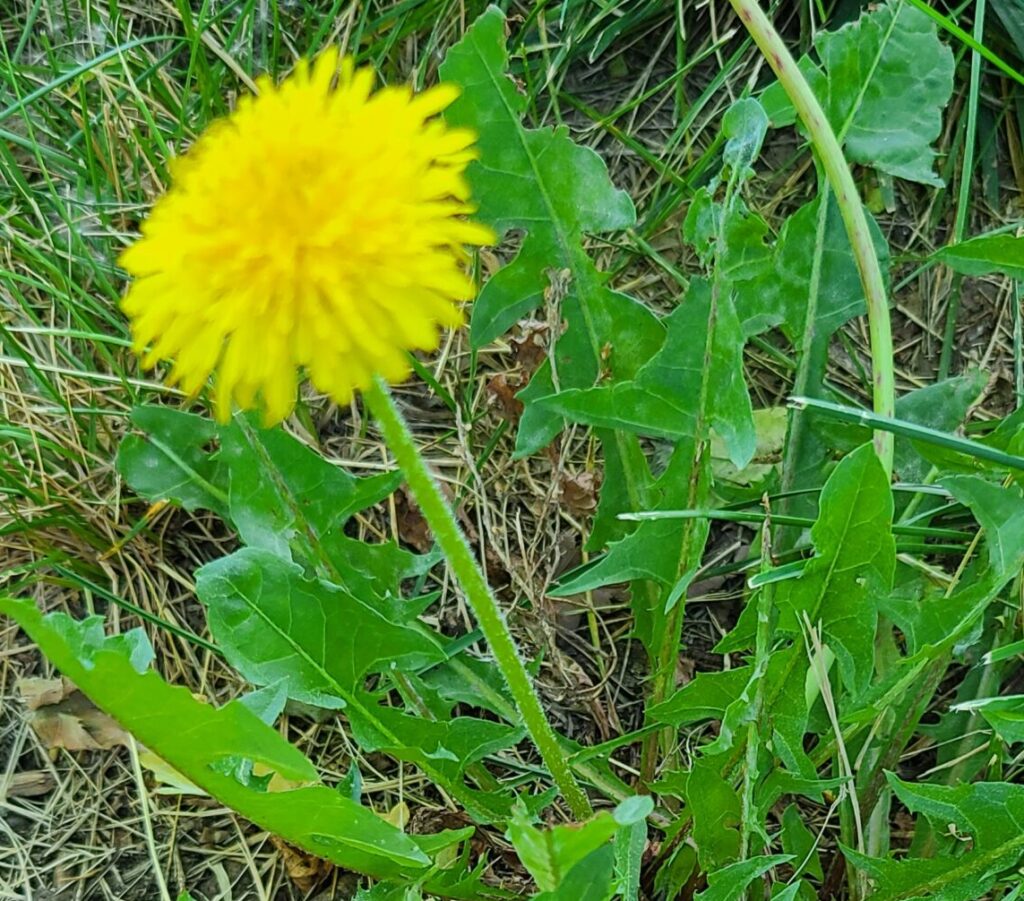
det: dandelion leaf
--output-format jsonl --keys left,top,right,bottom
{"left": 509, "top": 796, "right": 651, "bottom": 894}
{"left": 774, "top": 444, "right": 895, "bottom": 695}
{"left": 440, "top": 7, "right": 634, "bottom": 346}
{"left": 934, "top": 232, "right": 1024, "bottom": 280}
{"left": 118, "top": 406, "right": 408, "bottom": 596}
{"left": 195, "top": 548, "right": 445, "bottom": 708}
{"left": 0, "top": 598, "right": 431, "bottom": 879}
{"left": 764, "top": 0, "right": 954, "bottom": 185}
{"left": 117, "top": 406, "right": 228, "bottom": 515}
{"left": 440, "top": 7, "right": 663, "bottom": 463}
{"left": 195, "top": 547, "right": 515, "bottom": 822}
{"left": 844, "top": 775, "right": 1024, "bottom": 900}
{"left": 694, "top": 855, "right": 793, "bottom": 901}
{"left": 705, "top": 446, "right": 895, "bottom": 770}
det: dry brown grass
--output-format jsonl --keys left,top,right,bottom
{"left": 2, "top": 1, "right": 1022, "bottom": 898}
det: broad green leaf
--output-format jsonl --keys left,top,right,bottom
{"left": 933, "top": 232, "right": 1024, "bottom": 281}
{"left": 0, "top": 598, "right": 430, "bottom": 878}
{"left": 781, "top": 804, "right": 824, "bottom": 881}
{"left": 892, "top": 373, "right": 988, "bottom": 484}
{"left": 942, "top": 476, "right": 1024, "bottom": 579}
{"left": 756, "top": 771, "right": 848, "bottom": 817}
{"left": 588, "top": 425, "right": 657, "bottom": 549}
{"left": 539, "top": 278, "right": 754, "bottom": 465}
{"left": 647, "top": 666, "right": 753, "bottom": 727}
{"left": 440, "top": 7, "right": 662, "bottom": 472}
{"left": 764, "top": 0, "right": 954, "bottom": 184}
{"left": 770, "top": 194, "right": 890, "bottom": 527}
{"left": 953, "top": 695, "right": 1024, "bottom": 745}
{"left": 117, "top": 405, "right": 523, "bottom": 823}
{"left": 694, "top": 855, "right": 793, "bottom": 901}
{"left": 351, "top": 704, "right": 522, "bottom": 794}
{"left": 117, "top": 406, "right": 228, "bottom": 514}
{"left": 195, "top": 548, "right": 445, "bottom": 708}
{"left": 683, "top": 755, "right": 742, "bottom": 870}
{"left": 905, "top": 404, "right": 1024, "bottom": 480}
{"left": 534, "top": 846, "right": 616, "bottom": 901}
{"left": 419, "top": 652, "right": 512, "bottom": 718}
{"left": 508, "top": 268, "right": 666, "bottom": 460}
{"left": 550, "top": 445, "right": 708, "bottom": 653}
{"left": 614, "top": 814, "right": 646, "bottom": 901}
{"left": 319, "top": 532, "right": 434, "bottom": 603}
{"left": 882, "top": 477, "right": 1024, "bottom": 658}
{"left": 118, "top": 406, "right": 404, "bottom": 591}
{"left": 845, "top": 774, "right": 1024, "bottom": 900}
{"left": 439, "top": 8, "right": 634, "bottom": 347}
{"left": 239, "top": 680, "right": 288, "bottom": 725}
{"left": 195, "top": 548, "right": 514, "bottom": 822}
{"left": 547, "top": 99, "right": 774, "bottom": 658}
{"left": 775, "top": 444, "right": 895, "bottom": 694}
{"left": 715, "top": 446, "right": 895, "bottom": 771}
{"left": 416, "top": 847, "right": 499, "bottom": 901}
{"left": 508, "top": 796, "right": 652, "bottom": 893}
{"left": 542, "top": 99, "right": 774, "bottom": 463}
{"left": 712, "top": 407, "right": 787, "bottom": 489}
{"left": 721, "top": 98, "right": 769, "bottom": 177}
{"left": 764, "top": 647, "right": 820, "bottom": 779}
{"left": 653, "top": 843, "right": 698, "bottom": 901}
{"left": 770, "top": 195, "right": 890, "bottom": 347}
{"left": 817, "top": 1, "right": 953, "bottom": 183}
{"left": 553, "top": 443, "right": 703, "bottom": 592}
{"left": 220, "top": 422, "right": 400, "bottom": 561}
{"left": 440, "top": 5, "right": 666, "bottom": 571}
{"left": 823, "top": 373, "right": 988, "bottom": 522}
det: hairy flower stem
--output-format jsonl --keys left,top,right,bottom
{"left": 728, "top": 0, "right": 895, "bottom": 477}
{"left": 364, "top": 378, "right": 593, "bottom": 820}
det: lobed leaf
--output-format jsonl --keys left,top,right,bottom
{"left": 117, "top": 406, "right": 404, "bottom": 589}
{"left": 933, "top": 232, "right": 1024, "bottom": 281}
{"left": 195, "top": 548, "right": 516, "bottom": 822}
{"left": 508, "top": 796, "right": 651, "bottom": 893}
{"left": 845, "top": 775, "right": 1024, "bottom": 900}
{"left": 0, "top": 598, "right": 431, "bottom": 879}
{"left": 195, "top": 548, "right": 446, "bottom": 709}
{"left": 693, "top": 854, "right": 793, "bottom": 901}
{"left": 764, "top": 0, "right": 954, "bottom": 184}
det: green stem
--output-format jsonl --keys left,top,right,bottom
{"left": 728, "top": 0, "right": 895, "bottom": 477}
{"left": 938, "top": 0, "right": 985, "bottom": 379}
{"left": 740, "top": 514, "right": 775, "bottom": 870}
{"left": 364, "top": 378, "right": 592, "bottom": 820}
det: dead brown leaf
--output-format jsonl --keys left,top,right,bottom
{"left": 511, "top": 319, "right": 551, "bottom": 373}
{"left": 396, "top": 483, "right": 480, "bottom": 553}
{"left": 486, "top": 373, "right": 524, "bottom": 423}
{"left": 395, "top": 486, "right": 434, "bottom": 553}
{"left": 559, "top": 471, "right": 600, "bottom": 516}
{"left": 3, "top": 770, "right": 56, "bottom": 798}
{"left": 18, "top": 675, "right": 73, "bottom": 709}
{"left": 269, "top": 836, "right": 334, "bottom": 893}
{"left": 22, "top": 683, "right": 129, "bottom": 752}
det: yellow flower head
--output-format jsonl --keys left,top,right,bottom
{"left": 120, "top": 49, "right": 493, "bottom": 424}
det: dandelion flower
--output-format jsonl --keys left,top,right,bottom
{"left": 120, "top": 49, "right": 493, "bottom": 424}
